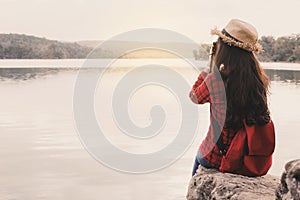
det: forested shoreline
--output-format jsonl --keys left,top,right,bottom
{"left": 0, "top": 33, "right": 299, "bottom": 62}
{"left": 258, "top": 35, "right": 300, "bottom": 62}
{"left": 0, "top": 34, "right": 92, "bottom": 59}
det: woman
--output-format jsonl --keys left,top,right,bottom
{"left": 190, "top": 19, "right": 272, "bottom": 176}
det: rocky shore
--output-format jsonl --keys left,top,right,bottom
{"left": 186, "top": 159, "right": 300, "bottom": 200}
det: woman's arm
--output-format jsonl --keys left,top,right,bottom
{"left": 189, "top": 71, "right": 211, "bottom": 104}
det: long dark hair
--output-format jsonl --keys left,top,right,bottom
{"left": 214, "top": 38, "right": 270, "bottom": 131}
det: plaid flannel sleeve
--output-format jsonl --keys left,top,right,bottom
{"left": 191, "top": 71, "right": 211, "bottom": 104}
{"left": 192, "top": 71, "right": 207, "bottom": 90}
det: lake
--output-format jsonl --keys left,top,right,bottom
{"left": 0, "top": 59, "right": 299, "bottom": 200}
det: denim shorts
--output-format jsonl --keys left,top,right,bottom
{"left": 192, "top": 150, "right": 214, "bottom": 176}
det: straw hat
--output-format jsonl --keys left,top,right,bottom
{"left": 211, "top": 19, "right": 262, "bottom": 53}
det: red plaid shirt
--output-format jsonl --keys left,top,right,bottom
{"left": 190, "top": 71, "right": 236, "bottom": 168}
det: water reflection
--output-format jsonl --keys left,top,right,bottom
{"left": 0, "top": 66, "right": 299, "bottom": 199}
{"left": 0, "top": 68, "right": 299, "bottom": 84}
{"left": 0, "top": 68, "right": 62, "bottom": 81}
{"left": 265, "top": 69, "right": 300, "bottom": 84}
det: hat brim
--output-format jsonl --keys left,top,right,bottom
{"left": 211, "top": 28, "right": 263, "bottom": 53}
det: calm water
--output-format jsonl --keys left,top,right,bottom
{"left": 0, "top": 62, "right": 299, "bottom": 200}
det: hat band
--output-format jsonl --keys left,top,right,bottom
{"left": 221, "top": 29, "right": 242, "bottom": 43}
{"left": 210, "top": 27, "right": 263, "bottom": 53}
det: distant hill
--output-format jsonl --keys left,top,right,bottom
{"left": 77, "top": 40, "right": 209, "bottom": 59}
{"left": 77, "top": 40, "right": 102, "bottom": 48}
{"left": 0, "top": 34, "right": 92, "bottom": 59}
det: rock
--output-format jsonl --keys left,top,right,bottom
{"left": 186, "top": 165, "right": 280, "bottom": 200}
{"left": 276, "top": 159, "right": 300, "bottom": 200}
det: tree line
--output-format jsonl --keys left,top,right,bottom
{"left": 193, "top": 34, "right": 300, "bottom": 62}
{"left": 257, "top": 34, "right": 300, "bottom": 62}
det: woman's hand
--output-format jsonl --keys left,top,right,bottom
{"left": 203, "top": 67, "right": 210, "bottom": 74}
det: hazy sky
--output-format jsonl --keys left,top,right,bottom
{"left": 0, "top": 0, "right": 299, "bottom": 43}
